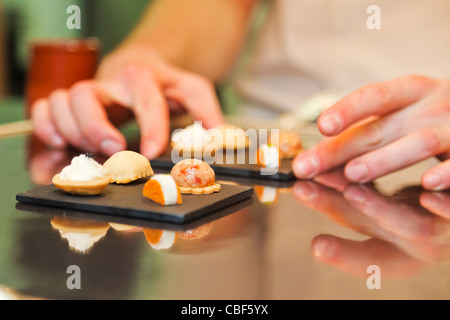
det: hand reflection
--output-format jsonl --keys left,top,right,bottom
{"left": 28, "top": 146, "right": 70, "bottom": 185}
{"left": 294, "top": 170, "right": 450, "bottom": 278}
{"left": 28, "top": 135, "right": 108, "bottom": 185}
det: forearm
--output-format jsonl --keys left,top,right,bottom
{"left": 117, "top": 0, "right": 257, "bottom": 83}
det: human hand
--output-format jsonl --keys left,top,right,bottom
{"left": 31, "top": 47, "right": 225, "bottom": 159}
{"left": 293, "top": 75, "right": 450, "bottom": 190}
{"left": 293, "top": 173, "right": 450, "bottom": 278}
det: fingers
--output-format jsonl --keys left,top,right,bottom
{"left": 313, "top": 166, "right": 351, "bottom": 192}
{"left": 49, "top": 89, "right": 95, "bottom": 151}
{"left": 294, "top": 116, "right": 450, "bottom": 185}
{"left": 122, "top": 66, "right": 170, "bottom": 159}
{"left": 162, "top": 70, "right": 225, "bottom": 128}
{"left": 420, "top": 192, "right": 450, "bottom": 219}
{"left": 293, "top": 180, "right": 365, "bottom": 229}
{"left": 311, "top": 235, "right": 425, "bottom": 278}
{"left": 32, "top": 58, "right": 224, "bottom": 159}
{"left": 30, "top": 98, "right": 66, "bottom": 149}
{"left": 345, "top": 184, "right": 450, "bottom": 261}
{"left": 293, "top": 116, "right": 396, "bottom": 179}
{"left": 318, "top": 75, "right": 437, "bottom": 136}
{"left": 343, "top": 185, "right": 439, "bottom": 243}
{"left": 344, "top": 127, "right": 450, "bottom": 183}
{"left": 69, "top": 81, "right": 126, "bottom": 155}
{"left": 421, "top": 159, "right": 450, "bottom": 191}
{"left": 31, "top": 84, "right": 127, "bottom": 156}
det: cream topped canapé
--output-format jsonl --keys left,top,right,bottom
{"left": 171, "top": 122, "right": 212, "bottom": 149}
{"left": 59, "top": 154, "right": 107, "bottom": 181}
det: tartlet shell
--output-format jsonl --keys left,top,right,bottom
{"left": 52, "top": 174, "right": 111, "bottom": 195}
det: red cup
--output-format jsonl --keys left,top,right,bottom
{"left": 25, "top": 38, "right": 100, "bottom": 117}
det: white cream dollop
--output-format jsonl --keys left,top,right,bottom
{"left": 59, "top": 154, "right": 107, "bottom": 181}
{"left": 171, "top": 122, "right": 212, "bottom": 148}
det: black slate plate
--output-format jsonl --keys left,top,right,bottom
{"left": 151, "top": 148, "right": 295, "bottom": 181}
{"left": 16, "top": 180, "right": 254, "bottom": 224}
{"left": 15, "top": 196, "right": 253, "bottom": 231}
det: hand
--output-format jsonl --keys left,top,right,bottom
{"left": 31, "top": 47, "right": 225, "bottom": 159}
{"left": 293, "top": 75, "right": 450, "bottom": 190}
{"left": 293, "top": 172, "right": 450, "bottom": 278}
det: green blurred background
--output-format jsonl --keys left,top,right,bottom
{"left": 1, "top": 0, "right": 151, "bottom": 96}
{"left": 0, "top": 0, "right": 269, "bottom": 118}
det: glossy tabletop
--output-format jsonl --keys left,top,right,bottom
{"left": 1, "top": 99, "right": 450, "bottom": 300}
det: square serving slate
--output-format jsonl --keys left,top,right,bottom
{"left": 16, "top": 180, "right": 253, "bottom": 224}
{"left": 151, "top": 148, "right": 295, "bottom": 181}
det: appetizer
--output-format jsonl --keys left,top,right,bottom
{"left": 268, "top": 130, "right": 303, "bottom": 159}
{"left": 256, "top": 144, "right": 280, "bottom": 168}
{"left": 170, "top": 158, "right": 221, "bottom": 194}
{"left": 103, "top": 150, "right": 153, "bottom": 184}
{"left": 52, "top": 153, "right": 110, "bottom": 195}
{"left": 143, "top": 174, "right": 183, "bottom": 205}
{"left": 171, "top": 122, "right": 215, "bottom": 155}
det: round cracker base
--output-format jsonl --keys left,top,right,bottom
{"left": 178, "top": 183, "right": 221, "bottom": 195}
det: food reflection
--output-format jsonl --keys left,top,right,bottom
{"left": 142, "top": 222, "right": 214, "bottom": 250}
{"left": 108, "top": 223, "right": 142, "bottom": 232}
{"left": 254, "top": 185, "right": 279, "bottom": 206}
{"left": 50, "top": 216, "right": 110, "bottom": 254}
{"left": 178, "top": 222, "right": 212, "bottom": 240}
{"left": 293, "top": 168, "right": 450, "bottom": 279}
{"left": 50, "top": 215, "right": 215, "bottom": 253}
{"left": 143, "top": 229, "right": 178, "bottom": 250}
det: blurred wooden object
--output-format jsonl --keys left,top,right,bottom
{"left": 0, "top": 0, "right": 6, "bottom": 98}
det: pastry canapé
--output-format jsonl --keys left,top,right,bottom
{"left": 52, "top": 153, "right": 110, "bottom": 195}
{"left": 170, "top": 158, "right": 221, "bottom": 195}
{"left": 103, "top": 150, "right": 153, "bottom": 184}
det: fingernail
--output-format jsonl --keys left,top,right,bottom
{"left": 344, "top": 187, "right": 367, "bottom": 204}
{"left": 424, "top": 173, "right": 444, "bottom": 190}
{"left": 142, "top": 140, "right": 159, "bottom": 159}
{"left": 294, "top": 183, "right": 318, "bottom": 202}
{"left": 101, "top": 139, "right": 123, "bottom": 155}
{"left": 346, "top": 162, "right": 369, "bottom": 182}
{"left": 421, "top": 193, "right": 442, "bottom": 210}
{"left": 50, "top": 134, "right": 65, "bottom": 148}
{"left": 294, "top": 156, "right": 319, "bottom": 179}
{"left": 312, "top": 237, "right": 336, "bottom": 259}
{"left": 320, "top": 114, "right": 342, "bottom": 135}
